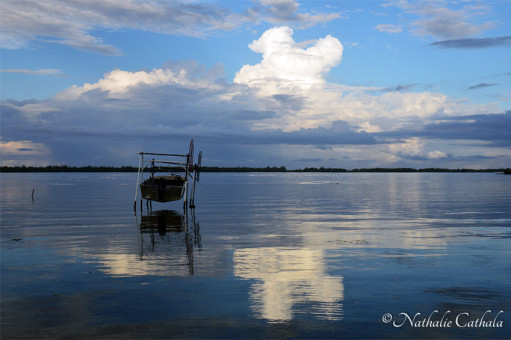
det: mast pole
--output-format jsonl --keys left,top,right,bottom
{"left": 184, "top": 165, "right": 189, "bottom": 211}
{"left": 134, "top": 152, "right": 143, "bottom": 210}
{"left": 190, "top": 166, "right": 197, "bottom": 208}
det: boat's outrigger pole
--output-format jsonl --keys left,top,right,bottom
{"left": 133, "top": 139, "right": 202, "bottom": 211}
{"left": 189, "top": 151, "right": 202, "bottom": 208}
{"left": 134, "top": 152, "right": 143, "bottom": 211}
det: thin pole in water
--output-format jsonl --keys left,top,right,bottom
{"left": 189, "top": 169, "right": 196, "bottom": 208}
{"left": 134, "top": 152, "right": 143, "bottom": 210}
{"left": 185, "top": 151, "right": 190, "bottom": 210}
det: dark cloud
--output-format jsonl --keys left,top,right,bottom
{"left": 0, "top": 72, "right": 376, "bottom": 167}
{"left": 2, "top": 99, "right": 38, "bottom": 106}
{"left": 430, "top": 36, "right": 511, "bottom": 49}
{"left": 270, "top": 94, "right": 305, "bottom": 111}
{"left": 395, "top": 152, "right": 453, "bottom": 162}
{"left": 232, "top": 110, "right": 277, "bottom": 121}
{"left": 379, "top": 84, "right": 418, "bottom": 93}
{"left": 295, "top": 158, "right": 323, "bottom": 163}
{"left": 468, "top": 83, "right": 498, "bottom": 90}
{"left": 386, "top": 1, "right": 494, "bottom": 40}
{"left": 380, "top": 111, "right": 511, "bottom": 146}
{"left": 3, "top": 86, "right": 508, "bottom": 167}
{"left": 242, "top": 121, "right": 377, "bottom": 146}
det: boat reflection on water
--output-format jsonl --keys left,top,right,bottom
{"left": 137, "top": 209, "right": 201, "bottom": 276}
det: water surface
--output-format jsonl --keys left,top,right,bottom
{"left": 1, "top": 172, "right": 510, "bottom": 338}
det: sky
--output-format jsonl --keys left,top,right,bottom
{"left": 1, "top": 0, "right": 510, "bottom": 169}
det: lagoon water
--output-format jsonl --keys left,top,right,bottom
{"left": 1, "top": 172, "right": 510, "bottom": 339}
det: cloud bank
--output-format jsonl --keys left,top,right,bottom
{"left": 0, "top": 0, "right": 340, "bottom": 55}
{"left": 1, "top": 27, "right": 509, "bottom": 168}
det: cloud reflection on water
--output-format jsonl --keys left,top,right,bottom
{"left": 233, "top": 247, "right": 343, "bottom": 322}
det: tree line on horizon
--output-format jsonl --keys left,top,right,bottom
{"left": 1, "top": 164, "right": 509, "bottom": 173}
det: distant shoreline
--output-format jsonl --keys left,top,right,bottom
{"left": 1, "top": 165, "right": 510, "bottom": 174}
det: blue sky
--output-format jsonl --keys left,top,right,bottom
{"left": 1, "top": 0, "right": 510, "bottom": 169}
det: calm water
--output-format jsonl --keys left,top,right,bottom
{"left": 1, "top": 172, "right": 510, "bottom": 339}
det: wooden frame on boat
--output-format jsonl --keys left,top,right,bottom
{"left": 134, "top": 139, "right": 202, "bottom": 210}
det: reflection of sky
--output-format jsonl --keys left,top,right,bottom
{"left": 79, "top": 210, "right": 199, "bottom": 277}
{"left": 2, "top": 173, "right": 511, "bottom": 339}
{"left": 234, "top": 247, "right": 343, "bottom": 322}
{"left": 90, "top": 248, "right": 191, "bottom": 277}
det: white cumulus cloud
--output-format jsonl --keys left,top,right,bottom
{"left": 234, "top": 27, "right": 343, "bottom": 94}
{"left": 232, "top": 27, "right": 497, "bottom": 133}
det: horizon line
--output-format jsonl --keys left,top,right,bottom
{"left": 1, "top": 165, "right": 509, "bottom": 173}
